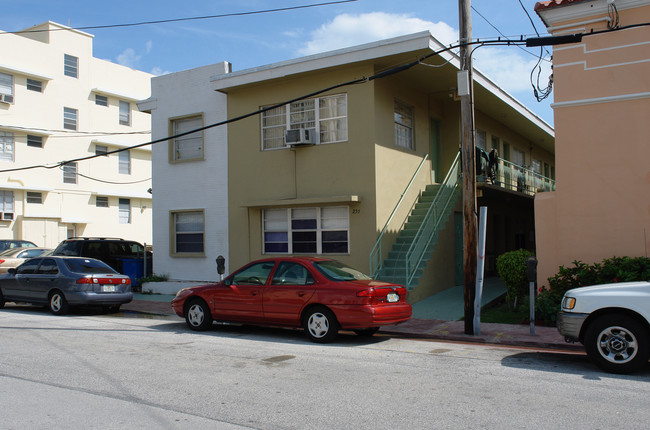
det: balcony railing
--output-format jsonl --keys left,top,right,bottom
{"left": 478, "top": 158, "right": 555, "bottom": 196}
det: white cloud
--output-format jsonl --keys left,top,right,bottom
{"left": 116, "top": 48, "right": 141, "bottom": 68}
{"left": 150, "top": 66, "right": 170, "bottom": 76}
{"left": 298, "top": 12, "right": 457, "bottom": 56}
{"left": 297, "top": 12, "right": 552, "bottom": 99}
{"left": 473, "top": 47, "right": 552, "bottom": 94}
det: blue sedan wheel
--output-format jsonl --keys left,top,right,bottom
{"left": 49, "top": 291, "right": 69, "bottom": 315}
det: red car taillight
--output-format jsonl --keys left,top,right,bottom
{"left": 0, "top": 259, "right": 5, "bottom": 264}
{"left": 357, "top": 287, "right": 406, "bottom": 305}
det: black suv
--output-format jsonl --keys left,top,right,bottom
{"left": 51, "top": 237, "right": 152, "bottom": 279}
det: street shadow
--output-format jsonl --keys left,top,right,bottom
{"left": 501, "top": 351, "right": 650, "bottom": 380}
{"left": 148, "top": 319, "right": 390, "bottom": 346}
{"left": 1, "top": 302, "right": 134, "bottom": 317}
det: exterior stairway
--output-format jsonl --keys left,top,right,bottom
{"left": 375, "top": 185, "right": 457, "bottom": 288}
{"left": 372, "top": 153, "right": 461, "bottom": 289}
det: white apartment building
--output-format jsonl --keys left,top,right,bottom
{"left": 0, "top": 21, "right": 153, "bottom": 248}
{"left": 138, "top": 62, "right": 230, "bottom": 282}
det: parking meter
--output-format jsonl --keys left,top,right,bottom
{"left": 526, "top": 256, "right": 538, "bottom": 335}
{"left": 526, "top": 256, "right": 538, "bottom": 284}
{"left": 216, "top": 256, "right": 226, "bottom": 281}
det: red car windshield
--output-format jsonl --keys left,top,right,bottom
{"left": 313, "top": 260, "right": 371, "bottom": 282}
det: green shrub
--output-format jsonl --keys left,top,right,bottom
{"left": 138, "top": 273, "right": 169, "bottom": 283}
{"left": 496, "top": 249, "right": 534, "bottom": 308}
{"left": 535, "top": 256, "right": 650, "bottom": 325}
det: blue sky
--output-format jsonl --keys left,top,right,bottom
{"left": 3, "top": 0, "right": 554, "bottom": 124}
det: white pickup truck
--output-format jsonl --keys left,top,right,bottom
{"left": 557, "top": 281, "right": 650, "bottom": 373}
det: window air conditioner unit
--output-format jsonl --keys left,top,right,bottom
{"left": 0, "top": 94, "right": 14, "bottom": 104}
{"left": 285, "top": 128, "right": 315, "bottom": 146}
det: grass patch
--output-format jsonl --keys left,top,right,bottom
{"left": 480, "top": 295, "right": 529, "bottom": 325}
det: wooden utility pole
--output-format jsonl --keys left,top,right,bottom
{"left": 459, "top": 0, "right": 477, "bottom": 335}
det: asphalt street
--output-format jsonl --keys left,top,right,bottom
{"left": 2, "top": 307, "right": 650, "bottom": 429}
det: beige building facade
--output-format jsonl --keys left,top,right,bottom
{"left": 211, "top": 32, "right": 554, "bottom": 302}
{"left": 534, "top": 0, "right": 650, "bottom": 285}
{"left": 0, "top": 22, "right": 153, "bottom": 248}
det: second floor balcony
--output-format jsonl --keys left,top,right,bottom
{"left": 477, "top": 155, "right": 555, "bottom": 197}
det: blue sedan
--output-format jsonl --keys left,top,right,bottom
{"left": 0, "top": 256, "right": 132, "bottom": 315}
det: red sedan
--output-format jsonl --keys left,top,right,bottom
{"left": 171, "top": 257, "right": 412, "bottom": 342}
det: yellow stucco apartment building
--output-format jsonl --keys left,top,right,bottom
{"left": 146, "top": 31, "right": 555, "bottom": 302}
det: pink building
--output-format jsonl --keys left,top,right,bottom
{"left": 534, "top": 0, "right": 650, "bottom": 285}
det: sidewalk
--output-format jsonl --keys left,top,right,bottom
{"left": 123, "top": 293, "right": 583, "bottom": 352}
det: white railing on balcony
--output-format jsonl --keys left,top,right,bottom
{"left": 479, "top": 158, "right": 555, "bottom": 196}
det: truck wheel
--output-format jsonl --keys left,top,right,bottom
{"left": 584, "top": 314, "right": 649, "bottom": 374}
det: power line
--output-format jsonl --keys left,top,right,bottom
{"left": 0, "top": 124, "right": 150, "bottom": 137}
{"left": 76, "top": 171, "right": 151, "bottom": 185}
{"left": 3, "top": 23, "right": 646, "bottom": 174}
{"left": 1, "top": 1, "right": 359, "bottom": 35}
{"left": 0, "top": 38, "right": 501, "bottom": 174}
{"left": 471, "top": 5, "right": 550, "bottom": 62}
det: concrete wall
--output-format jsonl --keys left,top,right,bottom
{"left": 144, "top": 63, "right": 230, "bottom": 282}
{"left": 535, "top": 0, "right": 650, "bottom": 285}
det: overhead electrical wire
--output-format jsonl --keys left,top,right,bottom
{"left": 515, "top": 0, "right": 553, "bottom": 102}
{"left": 471, "top": 5, "right": 551, "bottom": 61}
{"left": 0, "top": 124, "right": 150, "bottom": 136}
{"left": 1, "top": 22, "right": 648, "bottom": 175}
{"left": 0, "top": 0, "right": 359, "bottom": 35}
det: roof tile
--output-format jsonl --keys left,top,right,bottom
{"left": 534, "top": 0, "right": 590, "bottom": 12}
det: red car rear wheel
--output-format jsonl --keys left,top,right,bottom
{"left": 303, "top": 306, "right": 339, "bottom": 343}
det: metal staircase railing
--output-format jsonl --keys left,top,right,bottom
{"left": 404, "top": 152, "right": 461, "bottom": 285}
{"left": 369, "top": 154, "right": 428, "bottom": 278}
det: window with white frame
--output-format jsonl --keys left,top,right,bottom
{"left": 171, "top": 115, "right": 203, "bottom": 162}
{"left": 0, "top": 72, "right": 13, "bottom": 103}
{"left": 26, "top": 79, "right": 42, "bottom": 92}
{"left": 96, "top": 196, "right": 109, "bottom": 208}
{"left": 394, "top": 100, "right": 414, "bottom": 150}
{"left": 63, "top": 107, "right": 77, "bottom": 130}
{"left": 0, "top": 190, "right": 14, "bottom": 220}
{"left": 119, "top": 100, "right": 130, "bottom": 125}
{"left": 26, "top": 192, "right": 42, "bottom": 204}
{"left": 261, "top": 94, "right": 348, "bottom": 150}
{"left": 119, "top": 150, "right": 131, "bottom": 174}
{"left": 263, "top": 206, "right": 349, "bottom": 254}
{"left": 0, "top": 132, "right": 14, "bottom": 161}
{"left": 119, "top": 198, "right": 131, "bottom": 224}
{"left": 172, "top": 210, "right": 205, "bottom": 254}
{"left": 532, "top": 159, "right": 542, "bottom": 174}
{"left": 64, "top": 54, "right": 78, "bottom": 78}
{"left": 63, "top": 162, "right": 77, "bottom": 184}
{"left": 27, "top": 135, "right": 43, "bottom": 148}
{"left": 95, "top": 94, "right": 108, "bottom": 106}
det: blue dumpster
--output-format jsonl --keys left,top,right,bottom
{"left": 120, "top": 258, "right": 144, "bottom": 287}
